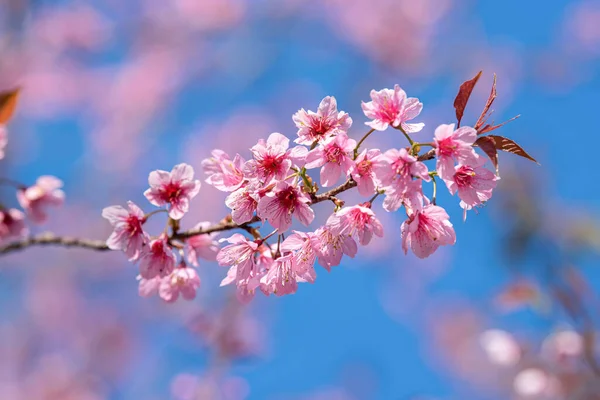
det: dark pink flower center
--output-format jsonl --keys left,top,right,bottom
{"left": 437, "top": 138, "right": 457, "bottom": 157}
{"left": 126, "top": 215, "right": 144, "bottom": 235}
{"left": 309, "top": 116, "right": 333, "bottom": 139}
{"left": 160, "top": 182, "right": 183, "bottom": 203}
{"left": 356, "top": 159, "right": 372, "bottom": 176}
{"left": 277, "top": 187, "right": 298, "bottom": 212}
{"left": 324, "top": 145, "right": 344, "bottom": 164}
{"left": 260, "top": 154, "right": 282, "bottom": 174}
{"left": 454, "top": 166, "right": 476, "bottom": 187}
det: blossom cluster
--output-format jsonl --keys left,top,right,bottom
{"left": 0, "top": 175, "right": 65, "bottom": 243}
{"left": 101, "top": 83, "right": 504, "bottom": 304}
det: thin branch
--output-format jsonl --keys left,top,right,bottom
{"left": 0, "top": 178, "right": 360, "bottom": 255}
{"left": 0, "top": 232, "right": 110, "bottom": 254}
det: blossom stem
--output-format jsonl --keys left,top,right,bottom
{"left": 430, "top": 174, "right": 438, "bottom": 205}
{"left": 0, "top": 177, "right": 26, "bottom": 190}
{"left": 143, "top": 209, "right": 168, "bottom": 221}
{"left": 353, "top": 128, "right": 376, "bottom": 159}
{"left": 263, "top": 229, "right": 278, "bottom": 242}
{"left": 396, "top": 125, "right": 414, "bottom": 146}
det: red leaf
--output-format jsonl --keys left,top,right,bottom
{"left": 478, "top": 114, "right": 520, "bottom": 135}
{"left": 453, "top": 70, "right": 482, "bottom": 128}
{"left": 489, "top": 135, "right": 539, "bottom": 164}
{"left": 474, "top": 136, "right": 498, "bottom": 172}
{"left": 474, "top": 74, "right": 497, "bottom": 131}
{"left": 0, "top": 88, "right": 20, "bottom": 124}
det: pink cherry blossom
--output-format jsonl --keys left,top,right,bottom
{"left": 0, "top": 208, "right": 28, "bottom": 242}
{"left": 144, "top": 163, "right": 201, "bottom": 220}
{"left": 305, "top": 133, "right": 356, "bottom": 187}
{"left": 243, "top": 132, "right": 294, "bottom": 183}
{"left": 0, "top": 125, "right": 6, "bottom": 160}
{"left": 217, "top": 233, "right": 259, "bottom": 286}
{"left": 202, "top": 150, "right": 245, "bottom": 192}
{"left": 350, "top": 148, "right": 387, "bottom": 196}
{"left": 401, "top": 201, "right": 456, "bottom": 259}
{"left": 382, "top": 178, "right": 425, "bottom": 214}
{"left": 433, "top": 123, "right": 480, "bottom": 180}
{"left": 327, "top": 204, "right": 384, "bottom": 246}
{"left": 311, "top": 226, "right": 358, "bottom": 271}
{"left": 139, "top": 235, "right": 176, "bottom": 279}
{"left": 138, "top": 275, "right": 161, "bottom": 298}
{"left": 376, "top": 148, "right": 430, "bottom": 187}
{"left": 293, "top": 96, "right": 352, "bottom": 145}
{"left": 281, "top": 231, "right": 317, "bottom": 282}
{"left": 17, "top": 175, "right": 65, "bottom": 223}
{"left": 225, "top": 184, "right": 259, "bottom": 224}
{"left": 260, "top": 253, "right": 300, "bottom": 296}
{"left": 257, "top": 181, "right": 314, "bottom": 232}
{"left": 159, "top": 265, "right": 201, "bottom": 303}
{"left": 443, "top": 159, "right": 498, "bottom": 217}
{"left": 102, "top": 201, "right": 148, "bottom": 261}
{"left": 185, "top": 222, "right": 219, "bottom": 267}
{"left": 361, "top": 85, "right": 424, "bottom": 132}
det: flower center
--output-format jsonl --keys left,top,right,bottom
{"left": 357, "top": 160, "right": 372, "bottom": 176}
{"left": 324, "top": 145, "right": 344, "bottom": 164}
{"left": 454, "top": 166, "right": 476, "bottom": 187}
{"left": 160, "top": 182, "right": 182, "bottom": 203}
{"left": 277, "top": 187, "right": 297, "bottom": 212}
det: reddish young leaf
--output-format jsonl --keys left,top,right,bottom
{"left": 489, "top": 135, "right": 539, "bottom": 164}
{"left": 0, "top": 88, "right": 20, "bottom": 124}
{"left": 474, "top": 136, "right": 498, "bottom": 172}
{"left": 478, "top": 114, "right": 520, "bottom": 135}
{"left": 474, "top": 74, "right": 497, "bottom": 132}
{"left": 453, "top": 70, "right": 482, "bottom": 127}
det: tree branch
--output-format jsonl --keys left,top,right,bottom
{"left": 0, "top": 232, "right": 110, "bottom": 254}
{"left": 0, "top": 178, "right": 360, "bottom": 255}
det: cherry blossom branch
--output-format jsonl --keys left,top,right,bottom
{"left": 0, "top": 178, "right": 361, "bottom": 255}
{"left": 0, "top": 232, "right": 110, "bottom": 254}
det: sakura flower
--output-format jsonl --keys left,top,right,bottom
{"left": 376, "top": 147, "right": 430, "bottom": 187}
{"left": 138, "top": 275, "right": 161, "bottom": 297}
{"left": 202, "top": 150, "right": 245, "bottom": 192}
{"left": 433, "top": 123, "right": 480, "bottom": 180}
{"left": 327, "top": 204, "right": 384, "bottom": 246}
{"left": 443, "top": 159, "right": 498, "bottom": 217}
{"left": 401, "top": 201, "right": 456, "bottom": 259}
{"left": 185, "top": 222, "right": 219, "bottom": 267}
{"left": 281, "top": 231, "right": 317, "bottom": 282}
{"left": 144, "top": 163, "right": 201, "bottom": 219}
{"left": 293, "top": 96, "right": 352, "bottom": 145}
{"left": 139, "top": 235, "right": 176, "bottom": 279}
{"left": 0, "top": 208, "right": 28, "bottom": 242}
{"left": 225, "top": 184, "right": 259, "bottom": 224}
{"left": 260, "top": 253, "right": 299, "bottom": 296}
{"left": 159, "top": 265, "right": 201, "bottom": 303}
{"left": 0, "top": 125, "right": 6, "bottom": 160}
{"left": 17, "top": 175, "right": 65, "bottom": 223}
{"left": 311, "top": 226, "right": 357, "bottom": 271}
{"left": 217, "top": 233, "right": 259, "bottom": 284}
{"left": 305, "top": 133, "right": 356, "bottom": 187}
{"left": 382, "top": 179, "right": 424, "bottom": 214}
{"left": 350, "top": 149, "right": 386, "bottom": 196}
{"left": 362, "top": 85, "right": 424, "bottom": 132}
{"left": 102, "top": 201, "right": 148, "bottom": 261}
{"left": 257, "top": 181, "right": 314, "bottom": 232}
{"left": 244, "top": 132, "right": 294, "bottom": 183}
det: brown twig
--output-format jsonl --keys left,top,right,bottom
{"left": 0, "top": 232, "right": 110, "bottom": 253}
{"left": 0, "top": 178, "right": 361, "bottom": 255}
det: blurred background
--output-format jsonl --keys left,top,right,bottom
{"left": 1, "top": 0, "right": 600, "bottom": 399}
